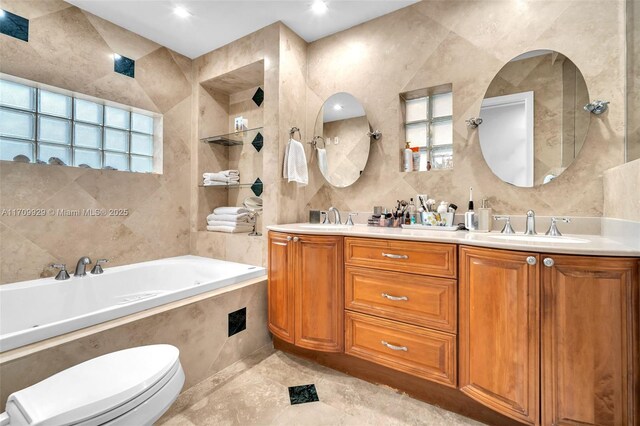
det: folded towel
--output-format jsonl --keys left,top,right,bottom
{"left": 203, "top": 170, "right": 238, "bottom": 179}
{"left": 206, "top": 225, "right": 253, "bottom": 233}
{"left": 317, "top": 148, "right": 328, "bottom": 176}
{"left": 203, "top": 174, "right": 240, "bottom": 183}
{"left": 207, "top": 213, "right": 252, "bottom": 222}
{"left": 283, "top": 138, "right": 308, "bottom": 186}
{"left": 202, "top": 181, "right": 235, "bottom": 187}
{"left": 213, "top": 207, "right": 249, "bottom": 215}
{"left": 207, "top": 220, "right": 254, "bottom": 228}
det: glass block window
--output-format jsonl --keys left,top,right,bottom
{"left": 0, "top": 76, "right": 159, "bottom": 173}
{"left": 403, "top": 91, "right": 453, "bottom": 171}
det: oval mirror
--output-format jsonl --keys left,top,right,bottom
{"left": 313, "top": 92, "right": 371, "bottom": 188}
{"left": 478, "top": 50, "right": 590, "bottom": 187}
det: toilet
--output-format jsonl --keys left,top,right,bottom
{"left": 0, "top": 345, "right": 184, "bottom": 426}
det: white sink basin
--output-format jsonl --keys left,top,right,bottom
{"left": 485, "top": 234, "right": 590, "bottom": 244}
{"left": 298, "top": 224, "right": 353, "bottom": 230}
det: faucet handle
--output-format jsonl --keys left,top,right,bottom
{"left": 51, "top": 264, "right": 71, "bottom": 281}
{"left": 494, "top": 215, "right": 515, "bottom": 234}
{"left": 346, "top": 213, "right": 358, "bottom": 226}
{"left": 91, "top": 259, "right": 109, "bottom": 275}
{"left": 546, "top": 217, "right": 571, "bottom": 237}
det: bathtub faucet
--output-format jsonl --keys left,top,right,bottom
{"left": 74, "top": 256, "right": 92, "bottom": 277}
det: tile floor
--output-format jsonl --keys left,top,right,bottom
{"left": 158, "top": 344, "right": 482, "bottom": 426}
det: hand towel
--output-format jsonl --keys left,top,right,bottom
{"left": 207, "top": 220, "right": 255, "bottom": 228}
{"left": 283, "top": 138, "right": 308, "bottom": 186}
{"left": 317, "top": 148, "right": 328, "bottom": 176}
{"left": 206, "top": 225, "right": 253, "bottom": 233}
{"left": 213, "top": 207, "right": 249, "bottom": 215}
{"left": 206, "top": 213, "right": 252, "bottom": 222}
{"left": 202, "top": 181, "right": 235, "bottom": 187}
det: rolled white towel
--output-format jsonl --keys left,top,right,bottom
{"left": 206, "top": 213, "right": 252, "bottom": 222}
{"left": 206, "top": 225, "right": 253, "bottom": 234}
{"left": 220, "top": 169, "right": 239, "bottom": 176}
{"left": 207, "top": 220, "right": 254, "bottom": 228}
{"left": 213, "top": 207, "right": 249, "bottom": 215}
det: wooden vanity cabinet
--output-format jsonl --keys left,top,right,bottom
{"left": 267, "top": 231, "right": 343, "bottom": 352}
{"left": 541, "top": 255, "right": 638, "bottom": 426}
{"left": 460, "top": 245, "right": 639, "bottom": 426}
{"left": 459, "top": 246, "right": 540, "bottom": 425}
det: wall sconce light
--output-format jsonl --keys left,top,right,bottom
{"left": 584, "top": 100, "right": 609, "bottom": 115}
{"left": 465, "top": 118, "right": 483, "bottom": 128}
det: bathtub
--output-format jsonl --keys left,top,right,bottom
{"left": 0, "top": 255, "right": 266, "bottom": 353}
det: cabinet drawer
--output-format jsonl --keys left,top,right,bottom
{"left": 345, "top": 311, "right": 457, "bottom": 387}
{"left": 345, "top": 266, "right": 457, "bottom": 332}
{"left": 344, "top": 237, "right": 456, "bottom": 278}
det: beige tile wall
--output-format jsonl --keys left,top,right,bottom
{"left": 300, "top": 1, "right": 626, "bottom": 220}
{"left": 0, "top": 1, "right": 193, "bottom": 284}
{"left": 603, "top": 158, "right": 640, "bottom": 222}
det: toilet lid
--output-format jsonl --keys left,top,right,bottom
{"left": 7, "top": 344, "right": 180, "bottom": 425}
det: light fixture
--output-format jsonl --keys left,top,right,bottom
{"left": 311, "top": 0, "right": 328, "bottom": 15}
{"left": 333, "top": 104, "right": 343, "bottom": 111}
{"left": 113, "top": 53, "right": 122, "bottom": 60}
{"left": 0, "top": 9, "right": 6, "bottom": 18}
{"left": 173, "top": 5, "right": 192, "bottom": 18}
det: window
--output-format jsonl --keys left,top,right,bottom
{"left": 0, "top": 75, "right": 160, "bottom": 173}
{"left": 403, "top": 89, "right": 453, "bottom": 171}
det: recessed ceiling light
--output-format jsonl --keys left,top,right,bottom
{"left": 333, "top": 104, "right": 343, "bottom": 111}
{"left": 311, "top": 0, "right": 328, "bottom": 15}
{"left": 173, "top": 5, "right": 192, "bottom": 18}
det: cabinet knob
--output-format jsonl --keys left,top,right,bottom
{"left": 543, "top": 258, "right": 555, "bottom": 267}
{"left": 526, "top": 256, "right": 537, "bottom": 265}
{"left": 286, "top": 236, "right": 292, "bottom": 241}
{"left": 293, "top": 237, "right": 300, "bottom": 242}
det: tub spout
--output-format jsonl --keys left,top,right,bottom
{"left": 74, "top": 256, "right": 92, "bottom": 277}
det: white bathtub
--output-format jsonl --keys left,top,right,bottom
{"left": 0, "top": 255, "right": 266, "bottom": 353}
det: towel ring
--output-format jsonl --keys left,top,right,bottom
{"left": 289, "top": 127, "right": 302, "bottom": 140}
{"left": 308, "top": 135, "right": 326, "bottom": 149}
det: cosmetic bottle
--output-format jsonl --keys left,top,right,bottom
{"left": 412, "top": 148, "right": 420, "bottom": 171}
{"left": 403, "top": 142, "right": 412, "bottom": 172}
{"left": 408, "top": 198, "right": 417, "bottom": 224}
{"left": 477, "top": 198, "right": 492, "bottom": 232}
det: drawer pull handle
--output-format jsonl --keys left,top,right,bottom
{"left": 382, "top": 252, "right": 408, "bottom": 259}
{"left": 381, "top": 293, "right": 408, "bottom": 301}
{"left": 381, "top": 341, "right": 408, "bottom": 351}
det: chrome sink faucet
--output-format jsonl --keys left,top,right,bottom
{"left": 324, "top": 207, "right": 342, "bottom": 225}
{"left": 524, "top": 210, "right": 536, "bottom": 235}
{"left": 74, "top": 256, "right": 92, "bottom": 277}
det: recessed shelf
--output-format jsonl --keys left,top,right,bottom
{"left": 200, "top": 127, "right": 263, "bottom": 146}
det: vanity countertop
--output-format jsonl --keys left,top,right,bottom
{"left": 267, "top": 223, "right": 640, "bottom": 257}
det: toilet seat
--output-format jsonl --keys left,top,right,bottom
{"left": 3, "top": 345, "right": 184, "bottom": 426}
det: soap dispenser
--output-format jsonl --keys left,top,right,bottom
{"left": 403, "top": 142, "right": 412, "bottom": 172}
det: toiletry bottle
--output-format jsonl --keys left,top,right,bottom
{"left": 403, "top": 142, "right": 412, "bottom": 172}
{"left": 477, "top": 198, "right": 492, "bottom": 232}
{"left": 464, "top": 187, "right": 477, "bottom": 231}
{"left": 408, "top": 198, "right": 417, "bottom": 224}
{"left": 412, "top": 148, "right": 420, "bottom": 171}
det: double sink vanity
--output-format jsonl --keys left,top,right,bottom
{"left": 266, "top": 222, "right": 639, "bottom": 426}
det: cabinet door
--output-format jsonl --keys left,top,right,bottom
{"left": 459, "top": 246, "right": 540, "bottom": 425}
{"left": 542, "top": 255, "right": 638, "bottom": 426}
{"left": 294, "top": 234, "right": 344, "bottom": 352}
{"left": 267, "top": 232, "right": 295, "bottom": 343}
